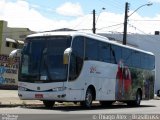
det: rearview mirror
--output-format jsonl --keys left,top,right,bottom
{"left": 63, "top": 48, "right": 72, "bottom": 64}
{"left": 9, "top": 49, "right": 21, "bottom": 58}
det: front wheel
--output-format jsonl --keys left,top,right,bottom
{"left": 81, "top": 88, "right": 93, "bottom": 108}
{"left": 43, "top": 100, "right": 55, "bottom": 109}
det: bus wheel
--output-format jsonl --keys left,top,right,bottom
{"left": 127, "top": 90, "right": 141, "bottom": 107}
{"left": 81, "top": 88, "right": 93, "bottom": 108}
{"left": 43, "top": 100, "right": 55, "bottom": 109}
{"left": 134, "top": 90, "right": 141, "bottom": 106}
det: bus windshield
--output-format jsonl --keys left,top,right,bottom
{"left": 20, "top": 36, "right": 71, "bottom": 83}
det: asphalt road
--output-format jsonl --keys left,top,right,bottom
{"left": 1, "top": 100, "right": 160, "bottom": 120}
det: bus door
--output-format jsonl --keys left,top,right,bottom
{"left": 67, "top": 36, "right": 85, "bottom": 101}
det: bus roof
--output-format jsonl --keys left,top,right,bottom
{"left": 27, "top": 31, "right": 154, "bottom": 56}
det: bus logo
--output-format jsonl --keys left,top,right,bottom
{"left": 90, "top": 66, "right": 96, "bottom": 73}
{"left": 37, "top": 87, "right": 40, "bottom": 90}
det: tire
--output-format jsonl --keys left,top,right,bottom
{"left": 100, "top": 101, "right": 113, "bottom": 107}
{"left": 81, "top": 88, "right": 93, "bottom": 108}
{"left": 127, "top": 90, "right": 141, "bottom": 107}
{"left": 134, "top": 90, "right": 141, "bottom": 106}
{"left": 43, "top": 100, "right": 55, "bottom": 109}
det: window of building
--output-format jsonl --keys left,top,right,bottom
{"left": 12, "top": 43, "right": 18, "bottom": 48}
{"left": 6, "top": 42, "right": 10, "bottom": 47}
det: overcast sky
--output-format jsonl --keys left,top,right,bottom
{"left": 0, "top": 0, "right": 160, "bottom": 34}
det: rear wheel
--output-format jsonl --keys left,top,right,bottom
{"left": 43, "top": 100, "right": 55, "bottom": 108}
{"left": 127, "top": 90, "right": 141, "bottom": 106}
{"left": 81, "top": 88, "right": 93, "bottom": 108}
{"left": 134, "top": 90, "right": 141, "bottom": 106}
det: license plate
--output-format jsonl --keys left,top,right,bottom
{"left": 35, "top": 94, "right": 43, "bottom": 98}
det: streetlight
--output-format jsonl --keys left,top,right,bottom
{"left": 123, "top": 2, "right": 153, "bottom": 45}
{"left": 96, "top": 7, "right": 106, "bottom": 24}
{"left": 92, "top": 8, "right": 106, "bottom": 34}
{"left": 128, "top": 3, "right": 152, "bottom": 17}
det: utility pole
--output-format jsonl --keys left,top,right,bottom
{"left": 123, "top": 2, "right": 129, "bottom": 45}
{"left": 93, "top": 9, "right": 96, "bottom": 34}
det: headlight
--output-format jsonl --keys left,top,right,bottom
{"left": 18, "top": 86, "right": 27, "bottom": 91}
{"left": 52, "top": 87, "right": 66, "bottom": 92}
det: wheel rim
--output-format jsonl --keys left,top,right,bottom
{"left": 86, "top": 90, "right": 92, "bottom": 107}
{"left": 136, "top": 92, "right": 141, "bottom": 105}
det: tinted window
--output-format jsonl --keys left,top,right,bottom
{"left": 69, "top": 36, "right": 84, "bottom": 81}
{"left": 148, "top": 55, "right": 155, "bottom": 69}
{"left": 111, "top": 45, "right": 121, "bottom": 64}
{"left": 131, "top": 50, "right": 141, "bottom": 68}
{"left": 20, "top": 36, "right": 71, "bottom": 83}
{"left": 140, "top": 53, "right": 155, "bottom": 70}
{"left": 122, "top": 48, "right": 132, "bottom": 66}
{"left": 99, "top": 42, "right": 110, "bottom": 62}
{"left": 141, "top": 53, "right": 148, "bottom": 69}
{"left": 85, "top": 38, "right": 98, "bottom": 60}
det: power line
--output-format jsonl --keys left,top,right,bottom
{"left": 130, "top": 19, "right": 160, "bottom": 22}
{"left": 99, "top": 0, "right": 124, "bottom": 13}
{"left": 128, "top": 23, "right": 150, "bottom": 35}
{"left": 97, "top": 23, "right": 124, "bottom": 30}
{"left": 109, "top": 25, "right": 124, "bottom": 32}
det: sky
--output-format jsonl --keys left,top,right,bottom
{"left": 0, "top": 0, "right": 160, "bottom": 34}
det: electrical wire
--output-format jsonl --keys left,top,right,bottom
{"left": 128, "top": 23, "right": 151, "bottom": 35}
{"left": 97, "top": 23, "right": 124, "bottom": 30}
{"left": 129, "top": 19, "right": 160, "bottom": 22}
{"left": 99, "top": 0, "right": 124, "bottom": 12}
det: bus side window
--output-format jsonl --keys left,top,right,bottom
{"left": 131, "top": 50, "right": 141, "bottom": 68}
{"left": 98, "top": 42, "right": 110, "bottom": 63}
{"left": 69, "top": 36, "right": 84, "bottom": 81}
{"left": 122, "top": 48, "right": 132, "bottom": 66}
{"left": 111, "top": 45, "right": 122, "bottom": 64}
{"left": 149, "top": 55, "right": 155, "bottom": 70}
{"left": 85, "top": 38, "right": 98, "bottom": 61}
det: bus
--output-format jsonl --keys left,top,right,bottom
{"left": 10, "top": 31, "right": 155, "bottom": 108}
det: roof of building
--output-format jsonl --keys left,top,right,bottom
{"left": 6, "top": 38, "right": 24, "bottom": 44}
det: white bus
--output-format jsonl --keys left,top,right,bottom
{"left": 10, "top": 31, "right": 155, "bottom": 108}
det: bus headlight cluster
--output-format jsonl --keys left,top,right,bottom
{"left": 52, "top": 87, "right": 66, "bottom": 92}
{"left": 18, "top": 86, "right": 27, "bottom": 91}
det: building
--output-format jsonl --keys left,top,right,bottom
{"left": 0, "top": 20, "right": 34, "bottom": 89}
{"left": 99, "top": 33, "right": 160, "bottom": 95}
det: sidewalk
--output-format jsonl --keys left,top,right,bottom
{"left": 0, "top": 90, "right": 42, "bottom": 106}
{"left": 0, "top": 90, "right": 76, "bottom": 107}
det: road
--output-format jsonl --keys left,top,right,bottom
{"left": 1, "top": 100, "right": 160, "bottom": 120}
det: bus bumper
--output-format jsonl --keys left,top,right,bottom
{"left": 18, "top": 90, "right": 67, "bottom": 101}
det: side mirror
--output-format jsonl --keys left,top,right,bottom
{"left": 63, "top": 48, "right": 72, "bottom": 64}
{"left": 9, "top": 49, "right": 21, "bottom": 58}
